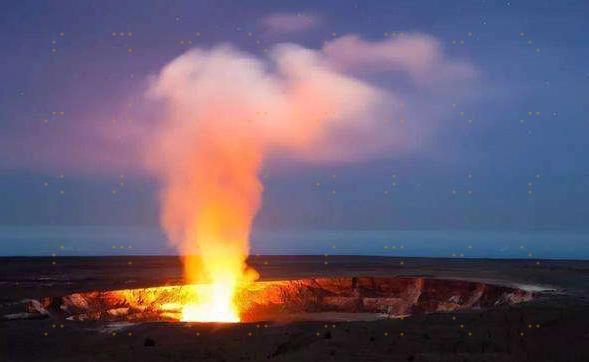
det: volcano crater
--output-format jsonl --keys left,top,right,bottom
{"left": 25, "top": 276, "right": 533, "bottom": 323}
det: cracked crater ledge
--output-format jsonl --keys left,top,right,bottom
{"left": 12, "top": 277, "right": 535, "bottom": 323}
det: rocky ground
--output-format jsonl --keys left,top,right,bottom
{"left": 1, "top": 256, "right": 589, "bottom": 361}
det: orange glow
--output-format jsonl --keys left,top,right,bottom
{"left": 180, "top": 284, "right": 238, "bottom": 322}
{"left": 157, "top": 127, "right": 262, "bottom": 322}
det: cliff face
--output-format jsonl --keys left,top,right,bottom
{"left": 238, "top": 277, "right": 532, "bottom": 321}
{"left": 23, "top": 277, "right": 532, "bottom": 323}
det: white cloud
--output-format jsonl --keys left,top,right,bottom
{"left": 322, "top": 34, "right": 477, "bottom": 86}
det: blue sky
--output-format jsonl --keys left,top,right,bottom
{"left": 0, "top": 1, "right": 588, "bottom": 256}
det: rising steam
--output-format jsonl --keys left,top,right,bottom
{"left": 145, "top": 44, "right": 388, "bottom": 321}
{"left": 143, "top": 36, "right": 475, "bottom": 321}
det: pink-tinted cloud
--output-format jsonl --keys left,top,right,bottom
{"left": 1, "top": 33, "right": 478, "bottom": 176}
{"left": 145, "top": 43, "right": 401, "bottom": 167}
{"left": 322, "top": 34, "right": 477, "bottom": 85}
{"left": 259, "top": 12, "right": 320, "bottom": 35}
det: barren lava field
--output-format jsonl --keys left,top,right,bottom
{"left": 1, "top": 256, "right": 588, "bottom": 361}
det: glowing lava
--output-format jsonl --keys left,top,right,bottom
{"left": 180, "top": 283, "right": 239, "bottom": 322}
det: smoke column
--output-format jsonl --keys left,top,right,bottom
{"left": 146, "top": 43, "right": 419, "bottom": 321}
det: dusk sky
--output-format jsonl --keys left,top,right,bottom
{"left": 1, "top": 0, "right": 588, "bottom": 257}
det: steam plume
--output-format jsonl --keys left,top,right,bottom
{"left": 145, "top": 43, "right": 398, "bottom": 319}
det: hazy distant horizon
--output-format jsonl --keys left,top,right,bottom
{"left": 1, "top": 225, "right": 587, "bottom": 260}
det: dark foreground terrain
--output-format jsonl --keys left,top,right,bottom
{"left": 1, "top": 256, "right": 589, "bottom": 361}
